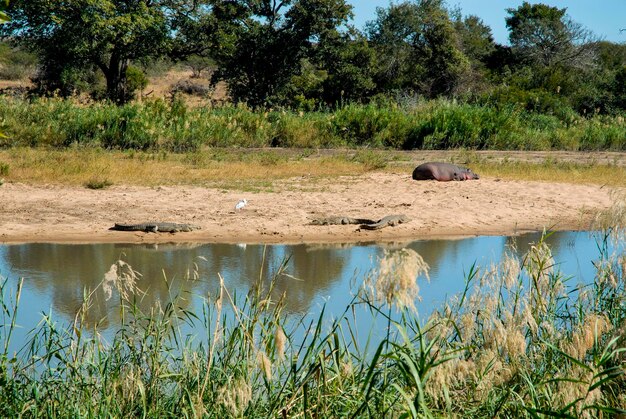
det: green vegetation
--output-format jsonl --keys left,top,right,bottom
{"left": 1, "top": 98, "right": 625, "bottom": 152}
{"left": 0, "top": 42, "right": 36, "bottom": 80}
{"left": 0, "top": 1, "right": 625, "bottom": 117}
{"left": 84, "top": 177, "right": 113, "bottom": 190}
{"left": 0, "top": 1, "right": 624, "bottom": 155}
{"left": 1, "top": 215, "right": 625, "bottom": 416}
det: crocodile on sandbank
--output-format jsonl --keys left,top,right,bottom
{"left": 310, "top": 214, "right": 410, "bottom": 230}
{"left": 310, "top": 216, "right": 376, "bottom": 226}
{"left": 358, "top": 214, "right": 410, "bottom": 230}
{"left": 110, "top": 222, "right": 201, "bottom": 233}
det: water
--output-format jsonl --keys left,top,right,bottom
{"left": 0, "top": 231, "right": 610, "bottom": 353}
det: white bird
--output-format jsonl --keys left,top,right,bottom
{"left": 235, "top": 198, "right": 247, "bottom": 211}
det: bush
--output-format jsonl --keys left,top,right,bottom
{"left": 480, "top": 86, "right": 577, "bottom": 122}
{"left": 0, "top": 97, "right": 624, "bottom": 152}
{"left": 124, "top": 65, "right": 149, "bottom": 99}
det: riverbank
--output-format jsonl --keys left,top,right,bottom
{"left": 0, "top": 172, "right": 618, "bottom": 244}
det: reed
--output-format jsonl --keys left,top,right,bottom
{"left": 0, "top": 220, "right": 625, "bottom": 417}
{"left": 1, "top": 97, "right": 625, "bottom": 152}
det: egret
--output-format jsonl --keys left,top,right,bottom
{"left": 235, "top": 198, "right": 247, "bottom": 211}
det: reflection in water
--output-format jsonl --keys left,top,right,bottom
{"left": 0, "top": 231, "right": 605, "bottom": 346}
{"left": 1, "top": 242, "right": 353, "bottom": 325}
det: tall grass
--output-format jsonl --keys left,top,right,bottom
{"left": 1, "top": 97, "right": 625, "bottom": 151}
{"left": 1, "top": 217, "right": 625, "bottom": 416}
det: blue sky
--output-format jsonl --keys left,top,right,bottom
{"left": 349, "top": 1, "right": 626, "bottom": 44}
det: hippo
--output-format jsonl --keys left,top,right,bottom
{"left": 412, "top": 162, "right": 480, "bottom": 182}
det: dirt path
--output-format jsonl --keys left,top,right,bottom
{"left": 0, "top": 172, "right": 619, "bottom": 244}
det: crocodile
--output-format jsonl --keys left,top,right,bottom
{"left": 358, "top": 214, "right": 410, "bottom": 230}
{"left": 110, "top": 222, "right": 201, "bottom": 233}
{"left": 310, "top": 216, "right": 375, "bottom": 226}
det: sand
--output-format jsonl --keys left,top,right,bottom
{"left": 0, "top": 173, "right": 619, "bottom": 244}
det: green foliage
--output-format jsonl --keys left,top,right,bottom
{"left": 505, "top": 2, "right": 595, "bottom": 68}
{"left": 1, "top": 97, "right": 625, "bottom": 152}
{"left": 2, "top": 0, "right": 170, "bottom": 103}
{"left": 209, "top": 0, "right": 353, "bottom": 108}
{"left": 367, "top": 0, "right": 469, "bottom": 97}
{"left": 350, "top": 150, "right": 388, "bottom": 170}
{"left": 453, "top": 14, "right": 495, "bottom": 63}
{"left": 313, "top": 28, "right": 377, "bottom": 106}
{"left": 613, "top": 66, "right": 626, "bottom": 111}
{"left": 332, "top": 103, "right": 413, "bottom": 148}
{"left": 0, "top": 41, "right": 36, "bottom": 80}
{"left": 481, "top": 85, "right": 577, "bottom": 122}
{"left": 0, "top": 161, "right": 8, "bottom": 175}
{"left": 183, "top": 54, "right": 215, "bottom": 78}
{"left": 123, "top": 65, "right": 148, "bottom": 100}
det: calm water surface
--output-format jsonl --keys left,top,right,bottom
{"left": 0, "top": 231, "right": 610, "bottom": 352}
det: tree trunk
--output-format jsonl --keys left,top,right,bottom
{"left": 103, "top": 49, "right": 130, "bottom": 104}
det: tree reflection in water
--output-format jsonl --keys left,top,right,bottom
{"left": 0, "top": 231, "right": 599, "bottom": 337}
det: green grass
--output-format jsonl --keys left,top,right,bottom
{"left": 1, "top": 210, "right": 625, "bottom": 417}
{"left": 1, "top": 97, "right": 626, "bottom": 152}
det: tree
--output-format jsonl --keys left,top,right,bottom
{"left": 205, "top": 0, "right": 354, "bottom": 107}
{"left": 310, "top": 28, "right": 376, "bottom": 106}
{"left": 453, "top": 14, "right": 495, "bottom": 63}
{"left": 505, "top": 2, "right": 596, "bottom": 69}
{"left": 1, "top": 0, "right": 176, "bottom": 103}
{"left": 366, "top": 0, "right": 469, "bottom": 97}
{"left": 451, "top": 12, "right": 496, "bottom": 94}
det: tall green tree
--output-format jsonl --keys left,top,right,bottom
{"left": 505, "top": 2, "right": 595, "bottom": 69}
{"left": 451, "top": 12, "right": 496, "bottom": 94}
{"left": 501, "top": 2, "right": 599, "bottom": 113}
{"left": 277, "top": 28, "right": 376, "bottom": 109}
{"left": 205, "top": 0, "right": 353, "bottom": 107}
{"left": 314, "top": 28, "right": 376, "bottom": 105}
{"left": 1, "top": 0, "right": 178, "bottom": 103}
{"left": 366, "top": 0, "right": 468, "bottom": 98}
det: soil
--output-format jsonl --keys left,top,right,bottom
{"left": 0, "top": 171, "right": 619, "bottom": 244}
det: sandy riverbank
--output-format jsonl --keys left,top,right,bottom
{"left": 0, "top": 172, "right": 619, "bottom": 244}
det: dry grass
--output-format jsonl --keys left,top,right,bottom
{"left": 1, "top": 148, "right": 626, "bottom": 189}
{"left": 0, "top": 148, "right": 369, "bottom": 188}
{"left": 472, "top": 161, "right": 626, "bottom": 187}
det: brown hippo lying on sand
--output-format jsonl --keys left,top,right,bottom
{"left": 412, "top": 162, "right": 480, "bottom": 181}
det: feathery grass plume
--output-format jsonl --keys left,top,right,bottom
{"left": 565, "top": 313, "right": 611, "bottom": 359}
{"left": 426, "top": 354, "right": 476, "bottom": 407}
{"left": 217, "top": 378, "right": 252, "bottom": 418}
{"left": 274, "top": 324, "right": 286, "bottom": 361}
{"left": 523, "top": 236, "right": 565, "bottom": 317}
{"left": 364, "top": 248, "right": 429, "bottom": 311}
{"left": 555, "top": 368, "right": 604, "bottom": 418}
{"left": 501, "top": 250, "right": 521, "bottom": 290}
{"left": 257, "top": 350, "right": 272, "bottom": 381}
{"left": 101, "top": 259, "right": 143, "bottom": 301}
